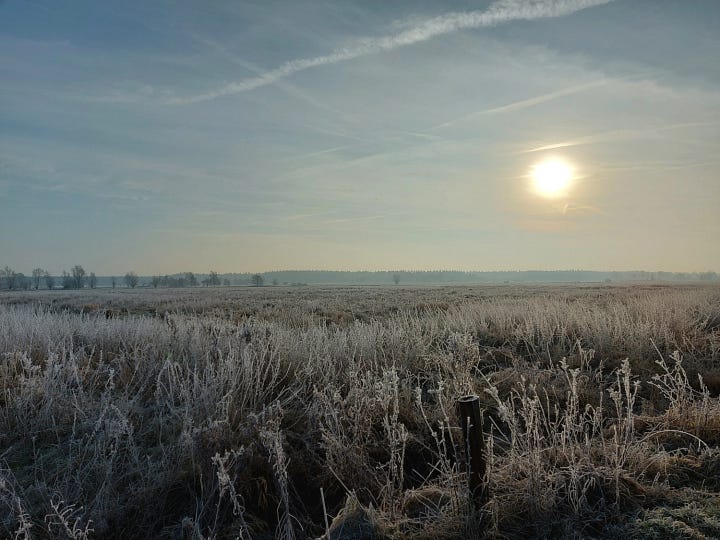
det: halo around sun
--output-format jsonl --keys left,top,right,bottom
{"left": 531, "top": 159, "right": 573, "bottom": 198}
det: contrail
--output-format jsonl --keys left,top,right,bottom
{"left": 479, "top": 80, "right": 607, "bottom": 115}
{"left": 523, "top": 121, "right": 720, "bottom": 153}
{"left": 429, "top": 79, "right": 607, "bottom": 130}
{"left": 171, "top": 0, "right": 615, "bottom": 104}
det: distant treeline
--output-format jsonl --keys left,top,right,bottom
{"left": 221, "top": 270, "right": 720, "bottom": 286}
{"left": 0, "top": 265, "right": 139, "bottom": 290}
{"left": 1, "top": 267, "right": 718, "bottom": 290}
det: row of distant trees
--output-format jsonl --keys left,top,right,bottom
{"left": 0, "top": 267, "right": 268, "bottom": 290}
{"left": 12, "top": 267, "right": 716, "bottom": 290}
{"left": 148, "top": 272, "right": 212, "bottom": 288}
{"left": 147, "top": 272, "right": 266, "bottom": 288}
{"left": 0, "top": 266, "right": 141, "bottom": 290}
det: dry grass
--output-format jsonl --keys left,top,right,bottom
{"left": 0, "top": 283, "right": 719, "bottom": 538}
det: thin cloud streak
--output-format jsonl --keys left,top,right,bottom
{"left": 171, "top": 0, "right": 615, "bottom": 104}
{"left": 480, "top": 79, "right": 607, "bottom": 115}
{"left": 188, "top": 33, "right": 357, "bottom": 121}
{"left": 524, "top": 121, "right": 720, "bottom": 153}
{"left": 429, "top": 79, "right": 607, "bottom": 130}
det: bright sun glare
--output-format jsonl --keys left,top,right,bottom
{"left": 531, "top": 159, "right": 573, "bottom": 198}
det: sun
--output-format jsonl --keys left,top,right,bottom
{"left": 531, "top": 159, "right": 573, "bottom": 198}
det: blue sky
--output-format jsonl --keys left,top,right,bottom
{"left": 1, "top": 0, "right": 719, "bottom": 274}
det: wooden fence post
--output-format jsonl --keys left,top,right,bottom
{"left": 456, "top": 395, "right": 488, "bottom": 510}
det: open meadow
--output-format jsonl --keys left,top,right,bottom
{"left": 2, "top": 283, "right": 720, "bottom": 539}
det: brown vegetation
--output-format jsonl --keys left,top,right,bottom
{"left": 1, "top": 284, "right": 719, "bottom": 538}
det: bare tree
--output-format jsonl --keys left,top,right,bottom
{"left": 61, "top": 271, "right": 73, "bottom": 289}
{"left": 16, "top": 273, "right": 29, "bottom": 290}
{"left": 150, "top": 276, "right": 161, "bottom": 288}
{"left": 124, "top": 272, "right": 139, "bottom": 289}
{"left": 32, "top": 268, "right": 45, "bottom": 290}
{"left": 251, "top": 274, "right": 264, "bottom": 287}
{"left": 44, "top": 272, "right": 55, "bottom": 290}
{"left": 393, "top": 273, "right": 401, "bottom": 285}
{"left": 71, "top": 265, "right": 86, "bottom": 289}
{"left": 2, "top": 267, "right": 16, "bottom": 290}
{"left": 111, "top": 276, "right": 116, "bottom": 289}
{"left": 89, "top": 272, "right": 97, "bottom": 289}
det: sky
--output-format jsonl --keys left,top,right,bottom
{"left": 1, "top": 0, "right": 719, "bottom": 275}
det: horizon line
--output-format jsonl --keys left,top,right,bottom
{"left": 4, "top": 269, "right": 718, "bottom": 277}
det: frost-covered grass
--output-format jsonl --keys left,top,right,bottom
{"left": 1, "top": 284, "right": 719, "bottom": 538}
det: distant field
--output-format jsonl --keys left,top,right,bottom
{"left": 1, "top": 284, "right": 720, "bottom": 539}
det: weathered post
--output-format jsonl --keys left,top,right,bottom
{"left": 456, "top": 395, "right": 487, "bottom": 510}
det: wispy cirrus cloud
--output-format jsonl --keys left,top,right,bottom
{"left": 171, "top": 0, "right": 615, "bottom": 104}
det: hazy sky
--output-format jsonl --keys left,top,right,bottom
{"left": 2, "top": 0, "right": 719, "bottom": 274}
